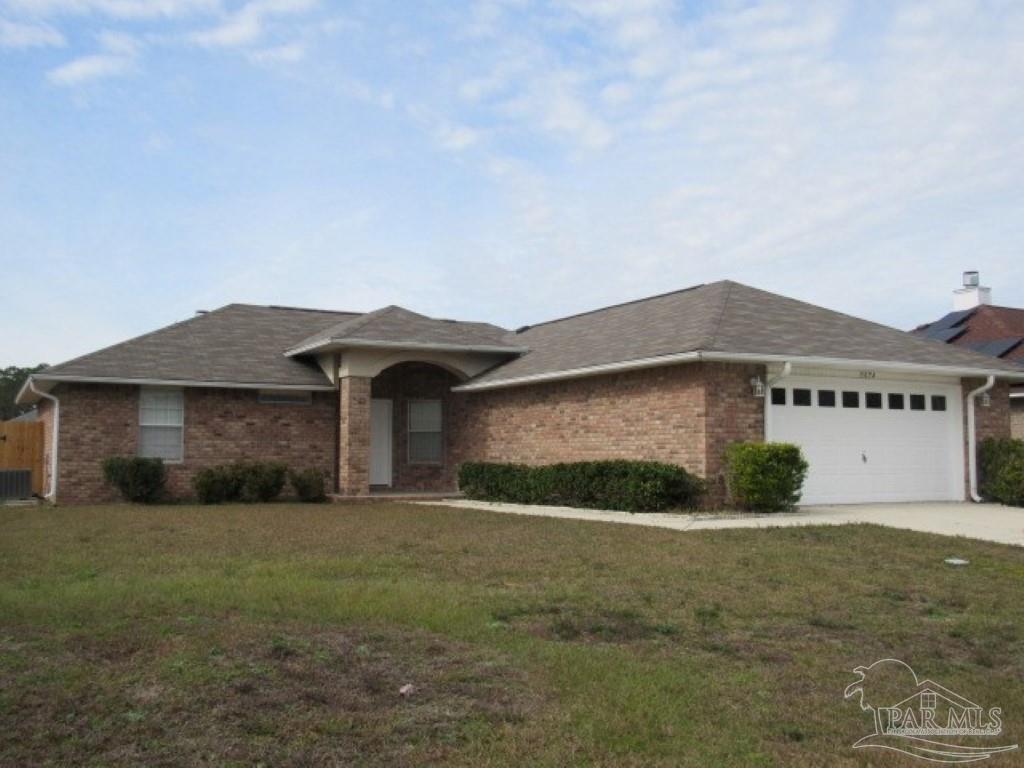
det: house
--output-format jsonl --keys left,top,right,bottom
{"left": 17, "top": 280, "right": 1023, "bottom": 506}
{"left": 913, "top": 271, "right": 1024, "bottom": 438}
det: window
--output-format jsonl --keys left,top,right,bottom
{"left": 842, "top": 391, "right": 860, "bottom": 408}
{"left": 931, "top": 395, "right": 947, "bottom": 412}
{"left": 921, "top": 692, "right": 937, "bottom": 711}
{"left": 771, "top": 387, "right": 786, "bottom": 405}
{"left": 910, "top": 394, "right": 926, "bottom": 411}
{"left": 139, "top": 388, "right": 184, "bottom": 461}
{"left": 818, "top": 390, "right": 836, "bottom": 408}
{"left": 888, "top": 393, "right": 905, "bottom": 410}
{"left": 258, "top": 389, "right": 312, "bottom": 405}
{"left": 866, "top": 392, "right": 883, "bottom": 409}
{"left": 408, "top": 400, "right": 442, "bottom": 464}
{"left": 793, "top": 388, "right": 812, "bottom": 406}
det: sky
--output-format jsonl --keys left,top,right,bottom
{"left": 1, "top": 0, "right": 1023, "bottom": 366}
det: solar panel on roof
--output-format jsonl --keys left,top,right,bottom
{"left": 924, "top": 326, "right": 968, "bottom": 343}
{"left": 922, "top": 309, "right": 974, "bottom": 334}
{"left": 968, "top": 338, "right": 1023, "bottom": 358}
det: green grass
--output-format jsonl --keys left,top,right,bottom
{"left": 1, "top": 503, "right": 1023, "bottom": 766}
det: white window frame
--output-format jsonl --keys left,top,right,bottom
{"left": 138, "top": 387, "right": 184, "bottom": 463}
{"left": 407, "top": 399, "right": 443, "bottom": 465}
{"left": 258, "top": 389, "right": 313, "bottom": 405}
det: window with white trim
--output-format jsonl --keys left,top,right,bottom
{"left": 139, "top": 388, "right": 184, "bottom": 462}
{"left": 408, "top": 399, "right": 442, "bottom": 464}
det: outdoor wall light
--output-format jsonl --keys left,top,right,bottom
{"left": 981, "top": 392, "right": 992, "bottom": 408}
{"left": 750, "top": 376, "right": 766, "bottom": 398}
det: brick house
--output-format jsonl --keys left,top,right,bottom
{"left": 913, "top": 272, "right": 1024, "bottom": 439}
{"left": 18, "top": 281, "right": 1023, "bottom": 506}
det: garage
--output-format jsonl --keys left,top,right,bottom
{"left": 768, "top": 374, "right": 965, "bottom": 505}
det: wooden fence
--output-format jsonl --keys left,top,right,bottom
{"left": 0, "top": 421, "right": 44, "bottom": 496}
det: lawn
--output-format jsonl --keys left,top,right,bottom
{"left": 1, "top": 503, "right": 1023, "bottom": 767}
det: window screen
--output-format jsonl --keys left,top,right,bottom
{"left": 408, "top": 400, "right": 442, "bottom": 463}
{"left": 818, "top": 390, "right": 836, "bottom": 408}
{"left": 793, "top": 389, "right": 812, "bottom": 406}
{"left": 842, "top": 391, "right": 860, "bottom": 408}
{"left": 771, "top": 388, "right": 786, "bottom": 405}
{"left": 139, "top": 388, "right": 184, "bottom": 461}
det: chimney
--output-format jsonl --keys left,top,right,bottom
{"left": 952, "top": 270, "right": 991, "bottom": 311}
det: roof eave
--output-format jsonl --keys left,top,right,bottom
{"left": 285, "top": 338, "right": 529, "bottom": 357}
{"left": 454, "top": 350, "right": 1024, "bottom": 392}
{"left": 18, "top": 373, "right": 336, "bottom": 401}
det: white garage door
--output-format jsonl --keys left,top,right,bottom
{"left": 769, "top": 375, "right": 965, "bottom": 505}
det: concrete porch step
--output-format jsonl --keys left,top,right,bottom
{"left": 329, "top": 491, "right": 465, "bottom": 504}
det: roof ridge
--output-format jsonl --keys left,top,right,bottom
{"left": 233, "top": 303, "right": 364, "bottom": 315}
{"left": 704, "top": 280, "right": 734, "bottom": 350}
{"left": 516, "top": 282, "right": 708, "bottom": 333}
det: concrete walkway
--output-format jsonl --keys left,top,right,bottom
{"left": 414, "top": 499, "right": 1024, "bottom": 547}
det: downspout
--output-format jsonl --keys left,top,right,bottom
{"left": 966, "top": 375, "right": 995, "bottom": 503}
{"left": 27, "top": 377, "right": 59, "bottom": 502}
{"left": 763, "top": 362, "right": 792, "bottom": 442}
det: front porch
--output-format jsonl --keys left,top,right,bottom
{"left": 337, "top": 361, "right": 467, "bottom": 496}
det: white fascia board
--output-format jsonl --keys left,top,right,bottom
{"left": 453, "top": 350, "right": 1024, "bottom": 392}
{"left": 22, "top": 373, "right": 335, "bottom": 398}
{"left": 285, "top": 338, "right": 528, "bottom": 357}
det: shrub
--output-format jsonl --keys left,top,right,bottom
{"left": 191, "top": 461, "right": 288, "bottom": 504}
{"left": 724, "top": 442, "right": 809, "bottom": 513}
{"left": 290, "top": 468, "right": 328, "bottom": 503}
{"left": 457, "top": 460, "right": 704, "bottom": 512}
{"left": 988, "top": 455, "right": 1024, "bottom": 507}
{"left": 979, "top": 438, "right": 1024, "bottom": 503}
{"left": 101, "top": 457, "right": 167, "bottom": 504}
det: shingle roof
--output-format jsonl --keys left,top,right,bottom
{"left": 285, "top": 305, "right": 523, "bottom": 355}
{"left": 914, "top": 304, "right": 1024, "bottom": 366}
{"left": 462, "top": 281, "right": 1024, "bottom": 388}
{"left": 37, "top": 304, "right": 358, "bottom": 388}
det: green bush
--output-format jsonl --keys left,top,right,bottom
{"left": 724, "top": 442, "right": 809, "bottom": 513}
{"left": 101, "top": 457, "right": 167, "bottom": 504}
{"left": 457, "top": 460, "right": 704, "bottom": 512}
{"left": 979, "top": 438, "right": 1024, "bottom": 503}
{"left": 191, "top": 461, "right": 288, "bottom": 504}
{"left": 979, "top": 438, "right": 1024, "bottom": 506}
{"left": 290, "top": 468, "right": 328, "bottom": 503}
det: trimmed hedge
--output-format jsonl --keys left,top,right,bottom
{"left": 192, "top": 461, "right": 288, "bottom": 504}
{"left": 457, "top": 460, "right": 704, "bottom": 512}
{"left": 290, "top": 468, "right": 328, "bottom": 503}
{"left": 724, "top": 442, "right": 808, "bottom": 513}
{"left": 101, "top": 457, "right": 167, "bottom": 504}
{"left": 979, "top": 438, "right": 1024, "bottom": 506}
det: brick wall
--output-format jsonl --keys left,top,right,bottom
{"left": 50, "top": 383, "right": 335, "bottom": 505}
{"left": 1012, "top": 398, "right": 1024, "bottom": 440}
{"left": 338, "top": 376, "right": 371, "bottom": 496}
{"left": 371, "top": 362, "right": 461, "bottom": 492}
{"left": 449, "top": 361, "right": 765, "bottom": 505}
{"left": 962, "top": 378, "right": 1013, "bottom": 499}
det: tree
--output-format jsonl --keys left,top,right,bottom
{"left": 0, "top": 365, "right": 49, "bottom": 421}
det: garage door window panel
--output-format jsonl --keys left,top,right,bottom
{"left": 842, "top": 391, "right": 860, "bottom": 408}
{"left": 866, "top": 392, "right": 883, "bottom": 409}
{"left": 931, "top": 395, "right": 947, "bottom": 412}
{"left": 910, "top": 394, "right": 926, "bottom": 411}
{"left": 888, "top": 393, "right": 905, "bottom": 410}
{"left": 818, "top": 390, "right": 836, "bottom": 408}
{"left": 771, "top": 388, "right": 786, "bottom": 405}
{"left": 793, "top": 389, "right": 812, "bottom": 406}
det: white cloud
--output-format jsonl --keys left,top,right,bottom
{"left": 436, "top": 123, "right": 480, "bottom": 151}
{"left": 189, "top": 0, "right": 317, "bottom": 48}
{"left": 247, "top": 39, "right": 303, "bottom": 63}
{"left": 46, "top": 29, "right": 140, "bottom": 85}
{"left": 0, "top": 16, "right": 64, "bottom": 47}
{"left": 5, "top": 0, "right": 219, "bottom": 18}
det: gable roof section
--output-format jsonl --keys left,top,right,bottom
{"left": 459, "top": 281, "right": 1024, "bottom": 390}
{"left": 30, "top": 304, "right": 358, "bottom": 391}
{"left": 285, "top": 305, "right": 524, "bottom": 356}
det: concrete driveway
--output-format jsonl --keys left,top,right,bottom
{"left": 417, "top": 500, "right": 1024, "bottom": 547}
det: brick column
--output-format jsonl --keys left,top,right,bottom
{"left": 338, "top": 376, "right": 372, "bottom": 496}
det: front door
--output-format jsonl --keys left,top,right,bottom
{"left": 370, "top": 399, "right": 393, "bottom": 486}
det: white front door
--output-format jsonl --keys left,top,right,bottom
{"left": 370, "top": 399, "right": 393, "bottom": 486}
{"left": 769, "top": 375, "right": 965, "bottom": 505}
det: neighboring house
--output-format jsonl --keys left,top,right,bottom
{"left": 913, "top": 272, "right": 1024, "bottom": 439}
{"left": 17, "top": 280, "right": 1023, "bottom": 507}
